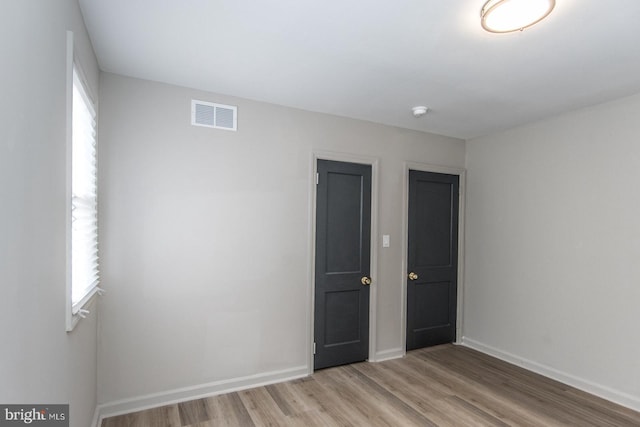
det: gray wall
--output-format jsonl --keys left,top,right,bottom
{"left": 97, "top": 73, "right": 465, "bottom": 404}
{"left": 0, "top": 1, "right": 99, "bottom": 426}
{"left": 465, "top": 92, "right": 640, "bottom": 410}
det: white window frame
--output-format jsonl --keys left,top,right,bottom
{"left": 66, "top": 31, "right": 102, "bottom": 331}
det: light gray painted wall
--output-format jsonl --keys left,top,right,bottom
{"left": 0, "top": 1, "right": 99, "bottom": 426}
{"left": 97, "top": 73, "right": 465, "bottom": 403}
{"left": 465, "top": 92, "right": 640, "bottom": 409}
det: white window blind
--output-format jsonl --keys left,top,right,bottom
{"left": 71, "top": 66, "right": 99, "bottom": 313}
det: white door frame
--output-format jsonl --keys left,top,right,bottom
{"left": 400, "top": 162, "right": 466, "bottom": 354}
{"left": 307, "top": 151, "right": 380, "bottom": 374}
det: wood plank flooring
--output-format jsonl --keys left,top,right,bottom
{"left": 101, "top": 345, "right": 640, "bottom": 426}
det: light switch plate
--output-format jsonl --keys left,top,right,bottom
{"left": 382, "top": 235, "right": 390, "bottom": 248}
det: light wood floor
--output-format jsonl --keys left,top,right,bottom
{"left": 101, "top": 345, "right": 640, "bottom": 426}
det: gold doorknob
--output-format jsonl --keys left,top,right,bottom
{"left": 361, "top": 276, "right": 372, "bottom": 286}
{"left": 408, "top": 272, "right": 419, "bottom": 281}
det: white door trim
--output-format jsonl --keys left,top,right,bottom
{"left": 307, "top": 150, "right": 380, "bottom": 373}
{"left": 400, "top": 162, "right": 466, "bottom": 354}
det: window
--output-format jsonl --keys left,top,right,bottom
{"left": 67, "top": 61, "right": 99, "bottom": 330}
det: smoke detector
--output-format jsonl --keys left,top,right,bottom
{"left": 412, "top": 106, "right": 429, "bottom": 117}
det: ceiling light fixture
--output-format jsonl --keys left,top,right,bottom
{"left": 481, "top": 0, "right": 555, "bottom": 33}
{"left": 412, "top": 106, "right": 429, "bottom": 117}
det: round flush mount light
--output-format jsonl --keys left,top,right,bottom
{"left": 412, "top": 106, "right": 429, "bottom": 117}
{"left": 481, "top": 0, "right": 555, "bottom": 33}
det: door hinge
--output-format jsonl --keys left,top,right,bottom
{"left": 313, "top": 342, "right": 316, "bottom": 354}
{"left": 316, "top": 173, "right": 319, "bottom": 185}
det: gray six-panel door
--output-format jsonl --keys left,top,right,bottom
{"left": 314, "top": 159, "right": 371, "bottom": 370}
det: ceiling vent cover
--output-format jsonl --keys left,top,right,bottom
{"left": 191, "top": 100, "right": 237, "bottom": 131}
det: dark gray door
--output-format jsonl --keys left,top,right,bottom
{"left": 406, "top": 170, "right": 459, "bottom": 350}
{"left": 314, "top": 159, "right": 371, "bottom": 370}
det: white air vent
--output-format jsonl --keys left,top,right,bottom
{"left": 191, "top": 100, "right": 237, "bottom": 131}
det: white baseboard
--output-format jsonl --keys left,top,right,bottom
{"left": 373, "top": 347, "right": 405, "bottom": 362}
{"left": 461, "top": 337, "right": 640, "bottom": 412}
{"left": 94, "top": 365, "right": 308, "bottom": 425}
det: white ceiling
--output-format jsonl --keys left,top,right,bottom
{"left": 79, "top": 0, "right": 640, "bottom": 139}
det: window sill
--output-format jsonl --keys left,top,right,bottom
{"left": 66, "top": 287, "right": 103, "bottom": 332}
